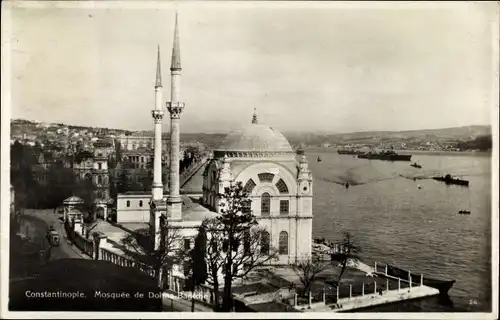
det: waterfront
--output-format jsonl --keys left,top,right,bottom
{"left": 306, "top": 150, "right": 492, "bottom": 312}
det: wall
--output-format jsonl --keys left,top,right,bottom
{"left": 116, "top": 195, "right": 152, "bottom": 223}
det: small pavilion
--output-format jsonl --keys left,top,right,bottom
{"left": 62, "top": 196, "right": 85, "bottom": 223}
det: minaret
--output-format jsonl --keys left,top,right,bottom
{"left": 166, "top": 12, "right": 184, "bottom": 221}
{"left": 152, "top": 45, "right": 164, "bottom": 200}
{"left": 150, "top": 45, "right": 167, "bottom": 250}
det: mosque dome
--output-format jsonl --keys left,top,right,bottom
{"left": 217, "top": 123, "right": 294, "bottom": 154}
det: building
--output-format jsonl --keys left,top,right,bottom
{"left": 72, "top": 140, "right": 112, "bottom": 209}
{"left": 92, "top": 141, "right": 111, "bottom": 200}
{"left": 115, "top": 13, "right": 313, "bottom": 274}
{"left": 202, "top": 109, "right": 313, "bottom": 263}
{"left": 117, "top": 132, "right": 169, "bottom": 152}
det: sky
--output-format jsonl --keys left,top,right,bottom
{"left": 6, "top": 1, "right": 499, "bottom": 134}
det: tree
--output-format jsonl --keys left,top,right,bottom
{"left": 331, "top": 232, "right": 362, "bottom": 285}
{"left": 10, "top": 142, "right": 41, "bottom": 208}
{"left": 116, "top": 168, "right": 129, "bottom": 194}
{"left": 199, "top": 218, "right": 225, "bottom": 310}
{"left": 46, "top": 166, "right": 77, "bottom": 208}
{"left": 120, "top": 215, "right": 184, "bottom": 288}
{"left": 185, "top": 225, "right": 208, "bottom": 311}
{"left": 292, "top": 256, "right": 328, "bottom": 296}
{"left": 73, "top": 176, "right": 97, "bottom": 217}
{"left": 215, "top": 180, "right": 279, "bottom": 312}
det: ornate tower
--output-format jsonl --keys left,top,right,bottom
{"left": 93, "top": 142, "right": 110, "bottom": 200}
{"left": 166, "top": 12, "right": 184, "bottom": 221}
{"left": 296, "top": 154, "right": 313, "bottom": 259}
{"left": 150, "top": 45, "right": 167, "bottom": 250}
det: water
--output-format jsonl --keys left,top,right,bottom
{"left": 306, "top": 150, "right": 492, "bottom": 312}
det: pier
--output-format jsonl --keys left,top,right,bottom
{"left": 291, "top": 255, "right": 441, "bottom": 312}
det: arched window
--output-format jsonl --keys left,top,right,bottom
{"left": 261, "top": 193, "right": 271, "bottom": 216}
{"left": 279, "top": 231, "right": 288, "bottom": 255}
{"left": 244, "top": 179, "right": 256, "bottom": 194}
{"left": 258, "top": 173, "right": 275, "bottom": 183}
{"left": 126, "top": 200, "right": 130, "bottom": 207}
{"left": 97, "top": 175, "right": 102, "bottom": 184}
{"left": 139, "top": 200, "right": 143, "bottom": 207}
{"left": 261, "top": 231, "right": 270, "bottom": 255}
{"left": 275, "top": 179, "right": 289, "bottom": 194}
{"left": 98, "top": 162, "right": 102, "bottom": 170}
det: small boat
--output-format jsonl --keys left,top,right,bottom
{"left": 385, "top": 264, "right": 455, "bottom": 295}
{"left": 432, "top": 174, "right": 469, "bottom": 186}
{"left": 410, "top": 163, "right": 422, "bottom": 168}
{"left": 458, "top": 210, "right": 471, "bottom": 215}
{"left": 317, "top": 156, "right": 322, "bottom": 162}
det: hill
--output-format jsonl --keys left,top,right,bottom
{"left": 11, "top": 119, "right": 491, "bottom": 150}
{"left": 282, "top": 125, "right": 491, "bottom": 147}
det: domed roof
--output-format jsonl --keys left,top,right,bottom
{"left": 217, "top": 123, "right": 293, "bottom": 153}
{"left": 63, "top": 196, "right": 84, "bottom": 204}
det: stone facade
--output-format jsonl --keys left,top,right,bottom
{"left": 203, "top": 148, "right": 313, "bottom": 264}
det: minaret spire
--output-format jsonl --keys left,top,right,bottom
{"left": 252, "top": 108, "right": 258, "bottom": 124}
{"left": 171, "top": 11, "right": 181, "bottom": 71}
{"left": 166, "top": 11, "right": 185, "bottom": 222}
{"left": 155, "top": 45, "right": 162, "bottom": 88}
{"left": 151, "top": 44, "right": 167, "bottom": 250}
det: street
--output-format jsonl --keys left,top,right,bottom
{"left": 21, "top": 209, "right": 89, "bottom": 261}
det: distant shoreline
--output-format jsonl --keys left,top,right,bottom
{"left": 304, "top": 147, "right": 492, "bottom": 157}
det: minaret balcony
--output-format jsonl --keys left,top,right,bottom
{"left": 166, "top": 102, "right": 185, "bottom": 118}
{"left": 151, "top": 110, "right": 165, "bottom": 121}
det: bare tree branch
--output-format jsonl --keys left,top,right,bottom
{"left": 292, "top": 256, "right": 328, "bottom": 295}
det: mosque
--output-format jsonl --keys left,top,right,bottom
{"left": 116, "top": 13, "right": 313, "bottom": 270}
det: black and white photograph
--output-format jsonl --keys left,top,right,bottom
{"left": 1, "top": 1, "right": 498, "bottom": 319}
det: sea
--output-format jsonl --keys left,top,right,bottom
{"left": 304, "top": 149, "right": 493, "bottom": 312}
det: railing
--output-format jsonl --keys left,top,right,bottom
{"left": 180, "top": 157, "right": 208, "bottom": 187}
{"left": 99, "top": 247, "right": 156, "bottom": 278}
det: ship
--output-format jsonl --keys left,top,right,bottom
{"left": 337, "top": 148, "right": 360, "bottom": 155}
{"left": 385, "top": 264, "right": 456, "bottom": 295}
{"left": 410, "top": 162, "right": 422, "bottom": 168}
{"left": 294, "top": 143, "right": 305, "bottom": 155}
{"left": 357, "top": 150, "right": 412, "bottom": 161}
{"left": 432, "top": 174, "right": 469, "bottom": 186}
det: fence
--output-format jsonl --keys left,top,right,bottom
{"left": 99, "top": 247, "right": 156, "bottom": 278}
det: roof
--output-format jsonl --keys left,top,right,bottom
{"left": 170, "top": 12, "right": 181, "bottom": 71}
{"left": 180, "top": 196, "right": 218, "bottom": 221}
{"left": 217, "top": 123, "right": 294, "bottom": 153}
{"left": 155, "top": 45, "right": 162, "bottom": 87}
